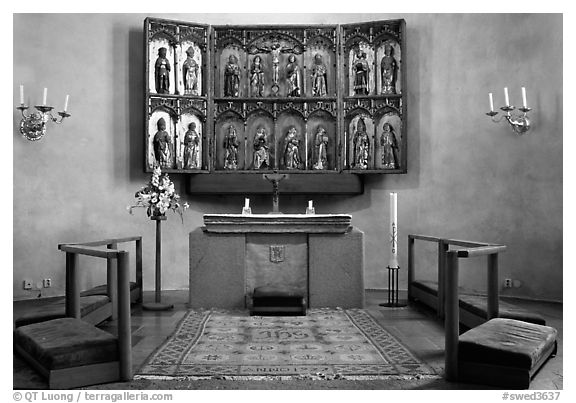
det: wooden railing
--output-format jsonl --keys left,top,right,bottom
{"left": 57, "top": 236, "right": 141, "bottom": 381}
{"left": 444, "top": 244, "right": 507, "bottom": 381}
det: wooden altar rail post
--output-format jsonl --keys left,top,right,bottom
{"left": 444, "top": 244, "right": 506, "bottom": 381}
{"left": 408, "top": 234, "right": 503, "bottom": 319}
{"left": 58, "top": 236, "right": 142, "bottom": 381}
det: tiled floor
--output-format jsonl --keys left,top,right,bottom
{"left": 13, "top": 290, "right": 562, "bottom": 390}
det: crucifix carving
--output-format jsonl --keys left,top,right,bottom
{"left": 263, "top": 170, "right": 289, "bottom": 213}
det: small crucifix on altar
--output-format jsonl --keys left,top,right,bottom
{"left": 263, "top": 170, "right": 289, "bottom": 213}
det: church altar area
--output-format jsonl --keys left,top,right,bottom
{"left": 189, "top": 213, "right": 364, "bottom": 309}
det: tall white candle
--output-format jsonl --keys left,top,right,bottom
{"left": 20, "top": 85, "right": 24, "bottom": 105}
{"left": 389, "top": 192, "right": 399, "bottom": 268}
{"left": 521, "top": 87, "right": 527, "bottom": 108}
{"left": 308, "top": 200, "right": 313, "bottom": 209}
{"left": 42, "top": 88, "right": 48, "bottom": 105}
{"left": 489, "top": 92, "right": 494, "bottom": 112}
{"left": 244, "top": 198, "right": 249, "bottom": 208}
{"left": 63, "top": 94, "right": 69, "bottom": 112}
{"left": 504, "top": 87, "right": 509, "bottom": 106}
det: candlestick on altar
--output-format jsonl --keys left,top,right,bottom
{"left": 380, "top": 191, "right": 406, "bottom": 308}
{"left": 242, "top": 197, "right": 252, "bottom": 215}
{"left": 306, "top": 200, "right": 315, "bottom": 215}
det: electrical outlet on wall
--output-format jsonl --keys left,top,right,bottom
{"left": 22, "top": 280, "right": 32, "bottom": 290}
{"left": 503, "top": 278, "right": 513, "bottom": 288}
{"left": 43, "top": 278, "right": 52, "bottom": 288}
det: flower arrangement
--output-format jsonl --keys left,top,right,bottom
{"left": 128, "top": 166, "right": 189, "bottom": 221}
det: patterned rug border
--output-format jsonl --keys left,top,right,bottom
{"left": 136, "top": 308, "right": 437, "bottom": 379}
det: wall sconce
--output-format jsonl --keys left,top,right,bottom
{"left": 486, "top": 87, "right": 531, "bottom": 135}
{"left": 16, "top": 85, "right": 70, "bottom": 141}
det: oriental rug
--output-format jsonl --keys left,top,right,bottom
{"left": 136, "top": 308, "right": 436, "bottom": 380}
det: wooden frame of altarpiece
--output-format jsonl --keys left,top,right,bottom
{"left": 144, "top": 17, "right": 406, "bottom": 194}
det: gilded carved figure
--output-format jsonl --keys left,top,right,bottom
{"left": 286, "top": 55, "right": 302, "bottom": 97}
{"left": 183, "top": 122, "right": 200, "bottom": 169}
{"left": 182, "top": 46, "right": 199, "bottom": 95}
{"left": 250, "top": 55, "right": 265, "bottom": 97}
{"left": 353, "top": 117, "right": 370, "bottom": 169}
{"left": 353, "top": 50, "right": 370, "bottom": 95}
{"left": 312, "top": 53, "right": 328, "bottom": 97}
{"left": 313, "top": 126, "right": 329, "bottom": 170}
{"left": 153, "top": 117, "right": 172, "bottom": 168}
{"left": 154, "top": 47, "right": 171, "bottom": 94}
{"left": 380, "top": 122, "right": 398, "bottom": 169}
{"left": 380, "top": 44, "right": 398, "bottom": 94}
{"left": 283, "top": 127, "right": 302, "bottom": 170}
{"left": 252, "top": 127, "right": 270, "bottom": 170}
{"left": 224, "top": 54, "right": 241, "bottom": 97}
{"left": 223, "top": 124, "right": 239, "bottom": 170}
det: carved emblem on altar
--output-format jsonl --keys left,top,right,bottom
{"left": 270, "top": 245, "right": 286, "bottom": 263}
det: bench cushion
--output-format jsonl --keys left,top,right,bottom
{"left": 80, "top": 282, "right": 139, "bottom": 297}
{"left": 459, "top": 318, "right": 557, "bottom": 369}
{"left": 15, "top": 295, "right": 110, "bottom": 328}
{"left": 14, "top": 318, "right": 118, "bottom": 370}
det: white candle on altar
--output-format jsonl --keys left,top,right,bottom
{"left": 521, "top": 87, "right": 527, "bottom": 108}
{"left": 63, "top": 94, "right": 69, "bottom": 112}
{"left": 42, "top": 88, "right": 48, "bottom": 105}
{"left": 504, "top": 87, "right": 509, "bottom": 106}
{"left": 244, "top": 198, "right": 249, "bottom": 208}
{"left": 389, "top": 192, "right": 399, "bottom": 268}
{"left": 308, "top": 200, "right": 313, "bottom": 209}
{"left": 489, "top": 92, "right": 494, "bottom": 112}
{"left": 20, "top": 85, "right": 24, "bottom": 105}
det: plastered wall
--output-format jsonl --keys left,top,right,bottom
{"left": 13, "top": 13, "right": 562, "bottom": 301}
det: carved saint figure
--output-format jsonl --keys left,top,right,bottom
{"left": 380, "top": 122, "right": 399, "bottom": 169}
{"left": 183, "top": 122, "right": 200, "bottom": 169}
{"left": 153, "top": 117, "right": 172, "bottom": 168}
{"left": 286, "top": 55, "right": 302, "bottom": 97}
{"left": 182, "top": 46, "right": 199, "bottom": 95}
{"left": 252, "top": 127, "right": 270, "bottom": 170}
{"left": 154, "top": 47, "right": 171, "bottom": 94}
{"left": 353, "top": 50, "right": 370, "bottom": 95}
{"left": 353, "top": 117, "right": 370, "bottom": 169}
{"left": 283, "top": 127, "right": 302, "bottom": 170}
{"left": 250, "top": 55, "right": 265, "bottom": 97}
{"left": 312, "top": 53, "right": 328, "bottom": 97}
{"left": 380, "top": 44, "right": 398, "bottom": 94}
{"left": 224, "top": 54, "right": 241, "bottom": 97}
{"left": 313, "top": 126, "right": 329, "bottom": 170}
{"left": 223, "top": 125, "right": 239, "bottom": 170}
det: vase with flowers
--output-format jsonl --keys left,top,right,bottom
{"left": 128, "top": 165, "right": 189, "bottom": 221}
{"left": 127, "top": 165, "right": 188, "bottom": 310}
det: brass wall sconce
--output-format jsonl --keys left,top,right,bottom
{"left": 486, "top": 87, "right": 531, "bottom": 135}
{"left": 17, "top": 85, "right": 71, "bottom": 141}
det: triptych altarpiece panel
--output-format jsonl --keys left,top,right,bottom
{"left": 144, "top": 17, "right": 406, "bottom": 178}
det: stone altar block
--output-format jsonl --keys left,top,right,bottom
{"left": 189, "top": 214, "right": 364, "bottom": 309}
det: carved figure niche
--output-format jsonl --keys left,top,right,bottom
{"left": 347, "top": 113, "right": 375, "bottom": 170}
{"left": 348, "top": 42, "right": 375, "bottom": 97}
{"left": 178, "top": 42, "right": 202, "bottom": 96}
{"left": 246, "top": 110, "right": 275, "bottom": 170}
{"left": 375, "top": 112, "right": 402, "bottom": 170}
{"left": 178, "top": 114, "right": 203, "bottom": 170}
{"left": 304, "top": 32, "right": 336, "bottom": 98}
{"left": 276, "top": 108, "right": 306, "bottom": 170}
{"left": 149, "top": 38, "right": 175, "bottom": 96}
{"left": 376, "top": 40, "right": 401, "bottom": 95}
{"left": 148, "top": 109, "right": 177, "bottom": 169}
{"left": 215, "top": 112, "right": 245, "bottom": 171}
{"left": 219, "top": 47, "right": 245, "bottom": 98}
{"left": 307, "top": 111, "right": 337, "bottom": 171}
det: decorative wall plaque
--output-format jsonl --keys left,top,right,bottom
{"left": 144, "top": 18, "right": 406, "bottom": 181}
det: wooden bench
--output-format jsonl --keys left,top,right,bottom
{"left": 408, "top": 235, "right": 545, "bottom": 327}
{"left": 14, "top": 239, "right": 134, "bottom": 389}
{"left": 444, "top": 246, "right": 557, "bottom": 388}
{"left": 14, "top": 236, "right": 142, "bottom": 328}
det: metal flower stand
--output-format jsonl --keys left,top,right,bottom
{"left": 142, "top": 214, "right": 174, "bottom": 311}
{"left": 379, "top": 265, "right": 407, "bottom": 308}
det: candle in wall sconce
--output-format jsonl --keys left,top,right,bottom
{"left": 489, "top": 92, "right": 494, "bottom": 112}
{"left": 504, "top": 87, "right": 509, "bottom": 107}
{"left": 64, "top": 95, "right": 70, "bottom": 112}
{"left": 389, "top": 192, "right": 399, "bottom": 269}
{"left": 20, "top": 85, "right": 24, "bottom": 105}
{"left": 42, "top": 88, "right": 48, "bottom": 106}
{"left": 522, "top": 87, "right": 527, "bottom": 108}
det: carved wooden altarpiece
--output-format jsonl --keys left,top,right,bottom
{"left": 144, "top": 18, "right": 406, "bottom": 193}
